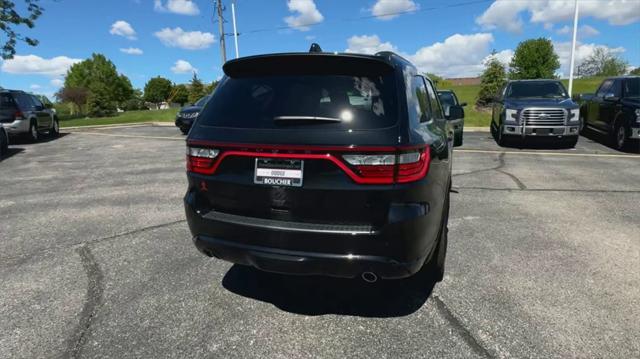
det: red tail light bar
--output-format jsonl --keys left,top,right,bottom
{"left": 186, "top": 141, "right": 430, "bottom": 184}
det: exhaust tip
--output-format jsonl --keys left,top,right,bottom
{"left": 361, "top": 272, "right": 378, "bottom": 283}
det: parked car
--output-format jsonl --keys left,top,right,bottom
{"left": 490, "top": 80, "right": 580, "bottom": 147}
{"left": 0, "top": 125, "right": 8, "bottom": 157}
{"left": 438, "top": 89, "right": 466, "bottom": 146}
{"left": 184, "top": 47, "right": 462, "bottom": 283}
{"left": 175, "top": 95, "right": 211, "bottom": 135}
{"left": 0, "top": 89, "right": 59, "bottom": 141}
{"left": 575, "top": 76, "right": 639, "bottom": 150}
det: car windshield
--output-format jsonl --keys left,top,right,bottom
{"left": 624, "top": 78, "right": 639, "bottom": 98}
{"left": 438, "top": 92, "right": 456, "bottom": 107}
{"left": 198, "top": 74, "right": 398, "bottom": 129}
{"left": 506, "top": 82, "right": 568, "bottom": 98}
{"left": 195, "top": 96, "right": 210, "bottom": 107}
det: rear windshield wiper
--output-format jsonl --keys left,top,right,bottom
{"left": 273, "top": 116, "right": 342, "bottom": 124}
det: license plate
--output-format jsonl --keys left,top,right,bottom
{"left": 254, "top": 158, "right": 303, "bottom": 187}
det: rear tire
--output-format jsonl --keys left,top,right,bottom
{"left": 50, "top": 118, "right": 60, "bottom": 137}
{"left": 0, "top": 129, "right": 8, "bottom": 157}
{"left": 28, "top": 120, "right": 39, "bottom": 142}
{"left": 496, "top": 124, "right": 509, "bottom": 147}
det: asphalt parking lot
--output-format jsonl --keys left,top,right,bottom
{"left": 1, "top": 126, "right": 638, "bottom": 358}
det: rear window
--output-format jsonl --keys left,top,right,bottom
{"left": 0, "top": 93, "right": 15, "bottom": 109}
{"left": 198, "top": 74, "right": 398, "bottom": 129}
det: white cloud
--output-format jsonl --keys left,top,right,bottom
{"left": 371, "top": 0, "right": 418, "bottom": 20}
{"left": 345, "top": 35, "right": 398, "bottom": 54}
{"left": 409, "top": 33, "right": 498, "bottom": 77}
{"left": 478, "top": 0, "right": 640, "bottom": 33}
{"left": 51, "top": 78, "right": 64, "bottom": 87}
{"left": 171, "top": 60, "right": 197, "bottom": 74}
{"left": 284, "top": 0, "right": 324, "bottom": 31}
{"left": 30, "top": 84, "right": 41, "bottom": 90}
{"left": 553, "top": 41, "right": 625, "bottom": 77}
{"left": 484, "top": 49, "right": 514, "bottom": 67}
{"left": 154, "top": 0, "right": 200, "bottom": 15}
{"left": 120, "top": 47, "right": 144, "bottom": 55}
{"left": 154, "top": 27, "right": 215, "bottom": 50}
{"left": 1, "top": 55, "right": 82, "bottom": 77}
{"left": 110, "top": 20, "right": 137, "bottom": 40}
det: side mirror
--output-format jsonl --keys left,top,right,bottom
{"left": 459, "top": 102, "right": 467, "bottom": 107}
{"left": 604, "top": 93, "right": 619, "bottom": 102}
{"left": 446, "top": 105, "right": 464, "bottom": 120}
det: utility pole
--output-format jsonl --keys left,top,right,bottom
{"left": 568, "top": 0, "right": 579, "bottom": 96}
{"left": 216, "top": 0, "right": 227, "bottom": 64}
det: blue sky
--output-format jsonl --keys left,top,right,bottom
{"left": 1, "top": 0, "right": 639, "bottom": 98}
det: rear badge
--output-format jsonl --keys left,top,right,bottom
{"left": 254, "top": 158, "right": 303, "bottom": 187}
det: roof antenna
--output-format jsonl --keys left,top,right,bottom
{"left": 309, "top": 43, "right": 323, "bottom": 53}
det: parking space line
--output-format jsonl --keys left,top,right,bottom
{"left": 457, "top": 149, "right": 640, "bottom": 159}
{"left": 68, "top": 131, "right": 184, "bottom": 141}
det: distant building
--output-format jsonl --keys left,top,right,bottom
{"left": 446, "top": 77, "right": 481, "bottom": 86}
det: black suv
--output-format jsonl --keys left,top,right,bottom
{"left": 184, "top": 49, "right": 460, "bottom": 282}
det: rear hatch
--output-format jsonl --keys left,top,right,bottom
{"left": 187, "top": 54, "right": 426, "bottom": 226}
{"left": 0, "top": 93, "right": 18, "bottom": 123}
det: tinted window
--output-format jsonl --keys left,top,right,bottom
{"left": 425, "top": 80, "right": 445, "bottom": 120}
{"left": 0, "top": 93, "right": 16, "bottom": 109}
{"left": 623, "top": 78, "right": 639, "bottom": 98}
{"left": 30, "top": 95, "right": 44, "bottom": 108}
{"left": 195, "top": 96, "right": 210, "bottom": 107}
{"left": 13, "top": 93, "right": 33, "bottom": 110}
{"left": 407, "top": 76, "right": 429, "bottom": 125}
{"left": 438, "top": 92, "right": 456, "bottom": 108}
{"left": 506, "top": 82, "right": 568, "bottom": 98}
{"left": 198, "top": 74, "right": 397, "bottom": 129}
{"left": 596, "top": 80, "right": 614, "bottom": 97}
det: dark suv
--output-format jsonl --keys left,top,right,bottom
{"left": 0, "top": 90, "right": 59, "bottom": 141}
{"left": 184, "top": 49, "right": 459, "bottom": 282}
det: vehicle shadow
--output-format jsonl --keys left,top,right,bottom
{"left": 580, "top": 130, "right": 640, "bottom": 154}
{"left": 0, "top": 147, "right": 24, "bottom": 162}
{"left": 222, "top": 264, "right": 437, "bottom": 317}
{"left": 9, "top": 132, "right": 69, "bottom": 145}
{"left": 499, "top": 137, "right": 577, "bottom": 150}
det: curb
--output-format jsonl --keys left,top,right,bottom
{"left": 62, "top": 122, "right": 174, "bottom": 130}
{"left": 463, "top": 127, "right": 490, "bottom": 132}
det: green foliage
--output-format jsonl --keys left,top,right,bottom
{"left": 60, "top": 108, "right": 179, "bottom": 127}
{"left": 87, "top": 83, "right": 116, "bottom": 117}
{"left": 205, "top": 80, "right": 219, "bottom": 94}
{"left": 477, "top": 55, "right": 507, "bottom": 107}
{"left": 122, "top": 89, "right": 147, "bottom": 111}
{"left": 172, "top": 84, "right": 189, "bottom": 106}
{"left": 143, "top": 76, "right": 172, "bottom": 106}
{"left": 509, "top": 38, "right": 560, "bottom": 80}
{"left": 188, "top": 73, "right": 206, "bottom": 104}
{"left": 54, "top": 86, "right": 89, "bottom": 114}
{"left": 630, "top": 67, "right": 640, "bottom": 76}
{"left": 577, "top": 47, "right": 628, "bottom": 77}
{"left": 63, "top": 53, "right": 133, "bottom": 116}
{"left": 1, "top": 0, "right": 44, "bottom": 59}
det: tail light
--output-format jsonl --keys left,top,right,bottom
{"left": 14, "top": 111, "right": 24, "bottom": 120}
{"left": 185, "top": 142, "right": 430, "bottom": 184}
{"left": 343, "top": 147, "right": 430, "bottom": 184}
{"left": 186, "top": 147, "right": 219, "bottom": 174}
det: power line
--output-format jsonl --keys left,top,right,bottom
{"left": 240, "top": 0, "right": 492, "bottom": 35}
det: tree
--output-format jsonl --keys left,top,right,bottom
{"left": 1, "top": 0, "right": 44, "bottom": 59}
{"left": 477, "top": 53, "right": 507, "bottom": 108}
{"left": 188, "top": 73, "right": 206, "bottom": 104}
{"left": 64, "top": 53, "right": 134, "bottom": 115}
{"left": 55, "top": 87, "right": 89, "bottom": 115}
{"left": 87, "top": 83, "right": 116, "bottom": 117}
{"left": 206, "top": 80, "right": 219, "bottom": 94}
{"left": 143, "top": 76, "right": 172, "bottom": 108}
{"left": 577, "top": 47, "right": 628, "bottom": 77}
{"left": 509, "top": 38, "right": 560, "bottom": 80}
{"left": 630, "top": 67, "right": 640, "bottom": 76}
{"left": 172, "top": 84, "right": 189, "bottom": 106}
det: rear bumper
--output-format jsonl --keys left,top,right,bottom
{"left": 502, "top": 124, "right": 579, "bottom": 137}
{"left": 1, "top": 119, "right": 29, "bottom": 134}
{"left": 192, "top": 235, "right": 425, "bottom": 279}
